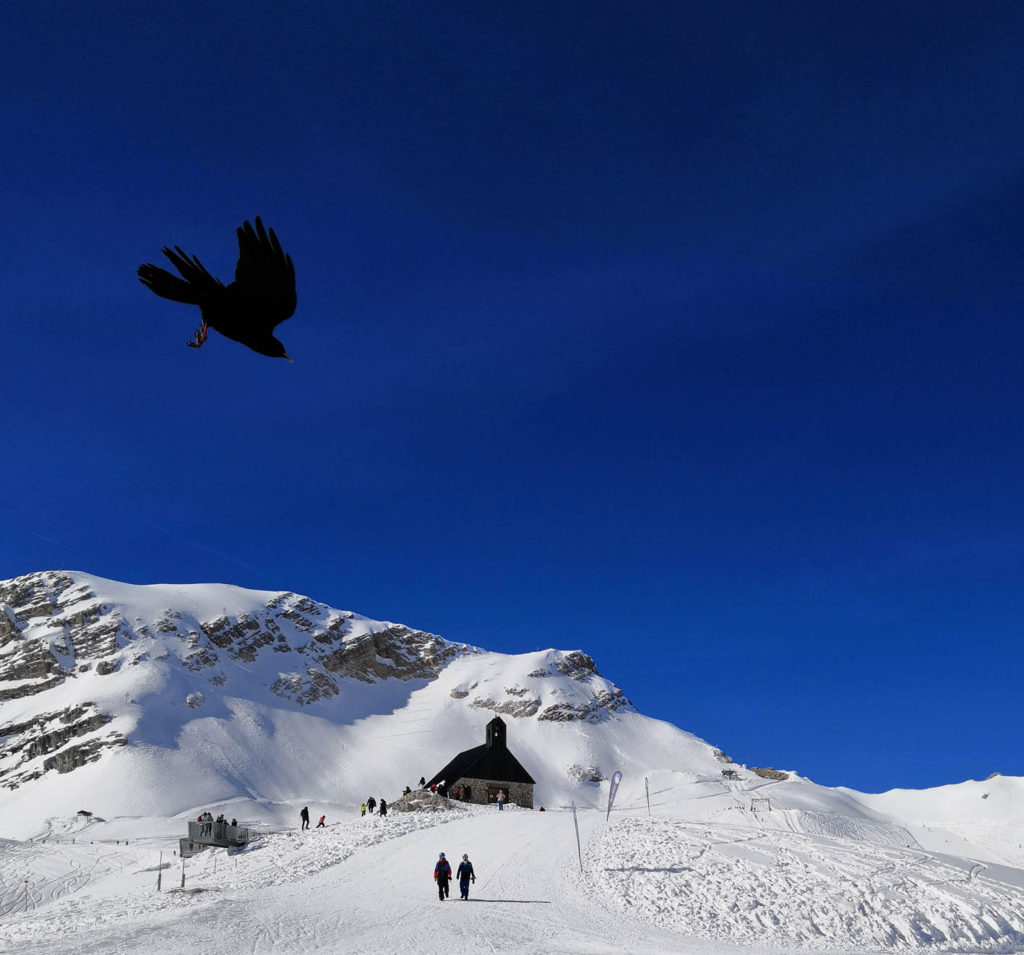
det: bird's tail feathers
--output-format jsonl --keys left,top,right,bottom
{"left": 137, "top": 264, "right": 204, "bottom": 304}
{"left": 162, "top": 246, "right": 224, "bottom": 295}
{"left": 137, "top": 247, "right": 224, "bottom": 304}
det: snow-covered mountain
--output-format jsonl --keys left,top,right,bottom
{"left": 0, "top": 570, "right": 666, "bottom": 821}
{"left": 2, "top": 570, "right": 1024, "bottom": 954}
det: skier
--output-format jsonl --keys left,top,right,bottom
{"left": 316, "top": 815, "right": 326, "bottom": 828}
{"left": 379, "top": 799, "right": 388, "bottom": 818}
{"left": 300, "top": 806, "right": 310, "bottom": 830}
{"left": 434, "top": 852, "right": 452, "bottom": 900}
{"left": 457, "top": 853, "right": 476, "bottom": 900}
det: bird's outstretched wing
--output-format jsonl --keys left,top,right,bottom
{"left": 234, "top": 217, "right": 297, "bottom": 329}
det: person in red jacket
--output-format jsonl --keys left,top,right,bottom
{"left": 434, "top": 852, "right": 452, "bottom": 900}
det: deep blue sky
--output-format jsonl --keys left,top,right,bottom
{"left": 3, "top": 2, "right": 1022, "bottom": 793}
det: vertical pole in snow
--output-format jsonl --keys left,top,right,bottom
{"left": 181, "top": 858, "right": 186, "bottom": 889}
{"left": 571, "top": 802, "right": 583, "bottom": 873}
{"left": 606, "top": 771, "right": 622, "bottom": 822}
{"left": 157, "top": 851, "right": 162, "bottom": 892}
{"left": 645, "top": 776, "right": 651, "bottom": 816}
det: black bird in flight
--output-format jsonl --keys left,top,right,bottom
{"left": 138, "top": 217, "right": 296, "bottom": 360}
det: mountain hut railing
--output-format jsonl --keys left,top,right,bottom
{"left": 181, "top": 820, "right": 252, "bottom": 856}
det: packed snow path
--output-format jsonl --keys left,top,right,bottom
{"left": 1, "top": 808, "right": 712, "bottom": 955}
{"left": 3, "top": 805, "right": 1024, "bottom": 954}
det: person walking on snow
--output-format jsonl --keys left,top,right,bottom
{"left": 316, "top": 815, "right": 325, "bottom": 828}
{"left": 457, "top": 854, "right": 476, "bottom": 900}
{"left": 379, "top": 799, "right": 387, "bottom": 817}
{"left": 360, "top": 803, "right": 366, "bottom": 817}
{"left": 497, "top": 790, "right": 505, "bottom": 811}
{"left": 434, "top": 852, "right": 452, "bottom": 900}
{"left": 366, "top": 796, "right": 376, "bottom": 814}
{"left": 300, "top": 806, "right": 309, "bottom": 830}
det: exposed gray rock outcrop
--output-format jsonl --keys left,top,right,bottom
{"left": 538, "top": 687, "right": 632, "bottom": 723}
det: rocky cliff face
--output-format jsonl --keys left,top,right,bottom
{"left": 0, "top": 571, "right": 469, "bottom": 790}
{"left": 451, "top": 649, "right": 634, "bottom": 723}
{"left": 0, "top": 572, "right": 639, "bottom": 802}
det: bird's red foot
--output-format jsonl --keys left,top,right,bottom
{"left": 186, "top": 322, "right": 209, "bottom": 349}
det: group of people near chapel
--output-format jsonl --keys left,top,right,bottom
{"left": 295, "top": 780, "right": 518, "bottom": 901}
{"left": 360, "top": 796, "right": 387, "bottom": 817}
{"left": 298, "top": 806, "right": 328, "bottom": 829}
{"left": 299, "top": 797, "right": 389, "bottom": 830}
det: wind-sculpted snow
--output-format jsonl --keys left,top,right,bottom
{"left": 588, "top": 815, "right": 1024, "bottom": 951}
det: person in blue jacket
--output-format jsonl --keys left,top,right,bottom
{"left": 434, "top": 852, "right": 452, "bottom": 900}
{"left": 456, "top": 853, "right": 476, "bottom": 900}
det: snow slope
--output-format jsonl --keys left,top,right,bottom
{"left": 1, "top": 571, "right": 1023, "bottom": 953}
{"left": 2, "top": 797, "right": 1023, "bottom": 954}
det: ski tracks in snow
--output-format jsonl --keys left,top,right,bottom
{"left": 4, "top": 809, "right": 1024, "bottom": 954}
{"left": 587, "top": 815, "right": 1024, "bottom": 951}
{"left": 0, "top": 838, "right": 129, "bottom": 916}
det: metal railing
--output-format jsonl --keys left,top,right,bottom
{"left": 187, "top": 820, "right": 251, "bottom": 846}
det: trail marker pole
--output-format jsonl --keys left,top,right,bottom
{"left": 645, "top": 776, "right": 651, "bottom": 816}
{"left": 571, "top": 802, "right": 583, "bottom": 873}
{"left": 180, "top": 858, "right": 186, "bottom": 889}
{"left": 606, "top": 771, "right": 622, "bottom": 822}
{"left": 156, "top": 851, "right": 162, "bottom": 892}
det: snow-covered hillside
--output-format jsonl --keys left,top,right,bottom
{"left": 0, "top": 571, "right": 676, "bottom": 825}
{"left": 1, "top": 570, "right": 1023, "bottom": 953}
{"left": 3, "top": 789, "right": 1024, "bottom": 954}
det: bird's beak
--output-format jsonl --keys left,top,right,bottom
{"left": 283, "top": 353, "right": 293, "bottom": 362}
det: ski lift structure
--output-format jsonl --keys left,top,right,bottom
{"left": 750, "top": 796, "right": 772, "bottom": 813}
